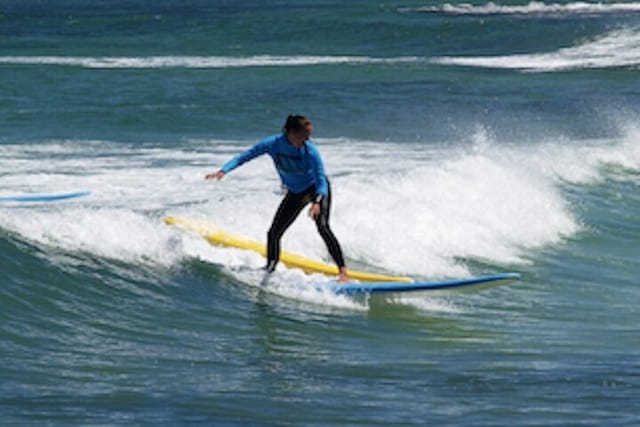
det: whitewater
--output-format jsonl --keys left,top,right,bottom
{"left": 3, "top": 126, "right": 638, "bottom": 287}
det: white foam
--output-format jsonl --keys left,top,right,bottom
{"left": 0, "top": 55, "right": 422, "bottom": 69}
{"left": 406, "top": 1, "right": 640, "bottom": 16}
{"left": 231, "top": 267, "right": 368, "bottom": 311}
{"left": 433, "top": 27, "right": 640, "bottom": 71}
{"left": 2, "top": 207, "right": 181, "bottom": 266}
{"left": 335, "top": 144, "right": 578, "bottom": 277}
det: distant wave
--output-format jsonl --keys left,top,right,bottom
{"left": 0, "top": 55, "right": 421, "bottom": 69}
{"left": 432, "top": 27, "right": 640, "bottom": 71}
{"left": 402, "top": 1, "right": 640, "bottom": 16}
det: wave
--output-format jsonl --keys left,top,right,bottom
{"left": 403, "top": 1, "right": 640, "bottom": 16}
{"left": 433, "top": 26, "right": 640, "bottom": 71}
{"left": 3, "top": 126, "right": 639, "bottom": 282}
{"left": 0, "top": 55, "right": 422, "bottom": 69}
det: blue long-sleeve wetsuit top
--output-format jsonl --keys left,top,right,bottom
{"left": 220, "top": 134, "right": 329, "bottom": 198}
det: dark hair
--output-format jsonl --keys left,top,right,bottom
{"left": 283, "top": 115, "right": 310, "bottom": 134}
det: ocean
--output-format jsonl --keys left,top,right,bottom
{"left": 1, "top": 1, "right": 639, "bottom": 425}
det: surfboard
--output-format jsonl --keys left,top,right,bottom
{"left": 164, "top": 216, "right": 412, "bottom": 282}
{"left": 165, "top": 217, "right": 520, "bottom": 294}
{"left": 0, "top": 190, "right": 91, "bottom": 203}
{"left": 327, "top": 272, "right": 520, "bottom": 296}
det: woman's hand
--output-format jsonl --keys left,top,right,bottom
{"left": 205, "top": 170, "right": 225, "bottom": 180}
{"left": 308, "top": 202, "right": 321, "bottom": 220}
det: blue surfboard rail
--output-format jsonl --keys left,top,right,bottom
{"left": 0, "top": 190, "right": 91, "bottom": 203}
{"left": 329, "top": 272, "right": 521, "bottom": 295}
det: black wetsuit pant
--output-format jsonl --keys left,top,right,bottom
{"left": 266, "top": 181, "right": 345, "bottom": 272}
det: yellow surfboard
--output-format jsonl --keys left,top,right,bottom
{"left": 164, "top": 216, "right": 411, "bottom": 283}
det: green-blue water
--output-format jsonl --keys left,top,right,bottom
{"left": 1, "top": 1, "right": 639, "bottom": 425}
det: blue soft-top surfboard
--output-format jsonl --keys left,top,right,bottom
{"left": 0, "top": 190, "right": 91, "bottom": 203}
{"left": 328, "top": 272, "right": 520, "bottom": 295}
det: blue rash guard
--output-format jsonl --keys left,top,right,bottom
{"left": 221, "top": 134, "right": 329, "bottom": 198}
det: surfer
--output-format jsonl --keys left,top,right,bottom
{"left": 206, "top": 115, "right": 350, "bottom": 283}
